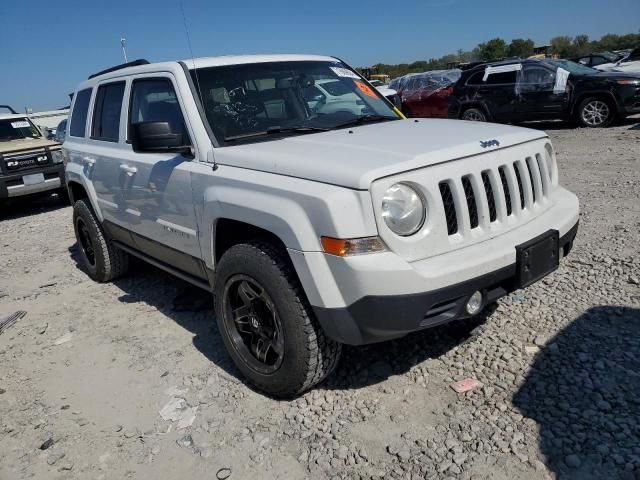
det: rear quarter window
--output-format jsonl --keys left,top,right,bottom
{"left": 69, "top": 88, "right": 92, "bottom": 137}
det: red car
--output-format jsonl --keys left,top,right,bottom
{"left": 398, "top": 70, "right": 461, "bottom": 118}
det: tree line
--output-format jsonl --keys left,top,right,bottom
{"left": 369, "top": 31, "right": 640, "bottom": 79}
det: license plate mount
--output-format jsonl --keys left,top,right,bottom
{"left": 23, "top": 173, "right": 45, "bottom": 186}
{"left": 515, "top": 230, "right": 559, "bottom": 289}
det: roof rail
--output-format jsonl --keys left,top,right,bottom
{"left": 88, "top": 59, "right": 151, "bottom": 80}
{"left": 0, "top": 105, "right": 17, "bottom": 114}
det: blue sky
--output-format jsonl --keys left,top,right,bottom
{"left": 1, "top": 0, "right": 638, "bottom": 111}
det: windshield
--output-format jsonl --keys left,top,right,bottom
{"left": 0, "top": 118, "right": 41, "bottom": 142}
{"left": 549, "top": 60, "right": 598, "bottom": 75}
{"left": 190, "top": 61, "right": 399, "bottom": 145}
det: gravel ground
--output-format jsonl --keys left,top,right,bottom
{"left": 1, "top": 119, "right": 639, "bottom": 480}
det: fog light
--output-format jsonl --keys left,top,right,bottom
{"left": 466, "top": 291, "right": 483, "bottom": 315}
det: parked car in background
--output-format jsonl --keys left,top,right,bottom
{"left": 399, "top": 70, "right": 461, "bottom": 118}
{"left": 55, "top": 119, "right": 67, "bottom": 143}
{"left": 591, "top": 48, "right": 640, "bottom": 74}
{"left": 572, "top": 51, "right": 624, "bottom": 68}
{"left": 449, "top": 58, "right": 640, "bottom": 127}
{"left": 0, "top": 111, "right": 65, "bottom": 202}
{"left": 369, "top": 79, "right": 400, "bottom": 107}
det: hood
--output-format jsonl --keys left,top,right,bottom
{"left": 215, "top": 119, "right": 546, "bottom": 189}
{"left": 0, "top": 137, "right": 60, "bottom": 154}
{"left": 582, "top": 70, "right": 640, "bottom": 80}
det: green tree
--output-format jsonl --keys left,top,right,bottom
{"left": 507, "top": 38, "right": 535, "bottom": 58}
{"left": 478, "top": 38, "right": 508, "bottom": 60}
{"left": 550, "top": 36, "right": 574, "bottom": 57}
{"left": 572, "top": 35, "right": 590, "bottom": 56}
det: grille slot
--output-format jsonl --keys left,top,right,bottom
{"left": 461, "top": 176, "right": 479, "bottom": 229}
{"left": 535, "top": 153, "right": 549, "bottom": 195}
{"left": 513, "top": 163, "right": 525, "bottom": 209}
{"left": 439, "top": 181, "right": 458, "bottom": 235}
{"left": 481, "top": 171, "right": 497, "bottom": 222}
{"left": 524, "top": 158, "right": 537, "bottom": 203}
{"left": 498, "top": 166, "right": 513, "bottom": 216}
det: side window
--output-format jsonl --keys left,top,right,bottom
{"left": 69, "top": 88, "right": 92, "bottom": 137}
{"left": 485, "top": 70, "right": 517, "bottom": 85}
{"left": 577, "top": 56, "right": 590, "bottom": 66}
{"left": 466, "top": 72, "right": 484, "bottom": 85}
{"left": 129, "top": 78, "right": 187, "bottom": 141}
{"left": 590, "top": 56, "right": 609, "bottom": 67}
{"left": 522, "top": 66, "right": 556, "bottom": 85}
{"left": 91, "top": 82, "right": 125, "bottom": 142}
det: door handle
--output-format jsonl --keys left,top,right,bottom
{"left": 119, "top": 164, "right": 137, "bottom": 176}
{"left": 82, "top": 156, "right": 96, "bottom": 166}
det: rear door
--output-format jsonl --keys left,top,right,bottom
{"left": 117, "top": 74, "right": 202, "bottom": 272}
{"left": 477, "top": 67, "right": 519, "bottom": 121}
{"left": 516, "top": 64, "right": 568, "bottom": 119}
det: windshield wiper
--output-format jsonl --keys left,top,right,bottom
{"left": 224, "top": 125, "right": 329, "bottom": 142}
{"left": 332, "top": 114, "right": 398, "bottom": 129}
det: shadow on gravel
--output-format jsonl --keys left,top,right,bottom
{"left": 325, "top": 305, "right": 495, "bottom": 391}
{"left": 514, "top": 306, "right": 640, "bottom": 480}
{"left": 68, "top": 247, "right": 499, "bottom": 394}
{"left": 0, "top": 191, "right": 69, "bottom": 221}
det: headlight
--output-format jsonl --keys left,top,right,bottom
{"left": 616, "top": 79, "right": 640, "bottom": 85}
{"left": 381, "top": 183, "right": 426, "bottom": 236}
{"left": 51, "top": 149, "right": 63, "bottom": 164}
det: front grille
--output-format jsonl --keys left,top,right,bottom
{"left": 461, "top": 176, "right": 479, "bottom": 229}
{"left": 438, "top": 157, "right": 551, "bottom": 236}
{"left": 439, "top": 182, "right": 458, "bottom": 235}
{"left": 3, "top": 149, "right": 49, "bottom": 173}
{"left": 481, "top": 171, "right": 497, "bottom": 222}
{"left": 498, "top": 167, "right": 513, "bottom": 216}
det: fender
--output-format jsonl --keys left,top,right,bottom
{"left": 192, "top": 165, "right": 378, "bottom": 271}
{"left": 570, "top": 89, "right": 618, "bottom": 115}
{"left": 458, "top": 100, "right": 493, "bottom": 121}
{"left": 64, "top": 159, "right": 104, "bottom": 221}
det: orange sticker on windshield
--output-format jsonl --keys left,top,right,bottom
{"left": 354, "top": 80, "right": 378, "bottom": 98}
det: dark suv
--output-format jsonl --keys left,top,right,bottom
{"left": 449, "top": 59, "right": 640, "bottom": 127}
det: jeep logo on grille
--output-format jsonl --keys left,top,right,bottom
{"left": 480, "top": 139, "right": 500, "bottom": 148}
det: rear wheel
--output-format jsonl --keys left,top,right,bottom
{"left": 214, "top": 240, "right": 341, "bottom": 398}
{"left": 72, "top": 199, "right": 129, "bottom": 282}
{"left": 577, "top": 97, "right": 614, "bottom": 128}
{"left": 461, "top": 107, "right": 487, "bottom": 122}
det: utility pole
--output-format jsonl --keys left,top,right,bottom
{"left": 120, "top": 36, "right": 128, "bottom": 63}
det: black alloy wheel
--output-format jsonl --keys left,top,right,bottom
{"left": 222, "top": 274, "right": 285, "bottom": 374}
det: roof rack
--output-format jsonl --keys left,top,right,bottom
{"left": 88, "top": 59, "right": 150, "bottom": 80}
{"left": 0, "top": 105, "right": 17, "bottom": 114}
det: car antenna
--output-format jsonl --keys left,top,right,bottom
{"left": 179, "top": 0, "right": 217, "bottom": 170}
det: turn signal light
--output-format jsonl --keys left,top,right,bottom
{"left": 320, "top": 236, "right": 387, "bottom": 257}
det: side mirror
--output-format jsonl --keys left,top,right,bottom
{"left": 131, "top": 122, "right": 191, "bottom": 154}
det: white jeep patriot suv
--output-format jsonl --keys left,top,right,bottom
{"left": 64, "top": 55, "right": 579, "bottom": 397}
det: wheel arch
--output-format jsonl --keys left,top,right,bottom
{"left": 459, "top": 101, "right": 492, "bottom": 121}
{"left": 571, "top": 91, "right": 618, "bottom": 116}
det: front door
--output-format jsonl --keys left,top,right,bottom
{"left": 117, "top": 75, "right": 202, "bottom": 275}
{"left": 516, "top": 64, "right": 568, "bottom": 120}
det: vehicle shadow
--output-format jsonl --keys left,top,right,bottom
{"left": 67, "top": 248, "right": 497, "bottom": 395}
{"left": 513, "top": 306, "right": 640, "bottom": 480}
{"left": 0, "top": 191, "right": 69, "bottom": 221}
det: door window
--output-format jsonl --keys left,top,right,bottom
{"left": 91, "top": 82, "right": 125, "bottom": 142}
{"left": 129, "top": 78, "right": 188, "bottom": 142}
{"left": 485, "top": 71, "right": 517, "bottom": 85}
{"left": 521, "top": 65, "right": 556, "bottom": 85}
{"left": 69, "top": 88, "right": 92, "bottom": 137}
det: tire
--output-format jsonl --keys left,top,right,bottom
{"left": 461, "top": 107, "right": 487, "bottom": 122}
{"left": 214, "top": 240, "right": 341, "bottom": 398}
{"left": 72, "top": 199, "right": 129, "bottom": 282}
{"left": 576, "top": 97, "right": 614, "bottom": 128}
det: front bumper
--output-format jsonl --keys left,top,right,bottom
{"left": 312, "top": 222, "right": 577, "bottom": 345}
{"left": 0, "top": 163, "right": 65, "bottom": 199}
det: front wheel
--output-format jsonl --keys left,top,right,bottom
{"left": 214, "top": 241, "right": 341, "bottom": 398}
{"left": 577, "top": 97, "right": 614, "bottom": 128}
{"left": 72, "top": 199, "right": 129, "bottom": 282}
{"left": 461, "top": 107, "right": 487, "bottom": 122}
